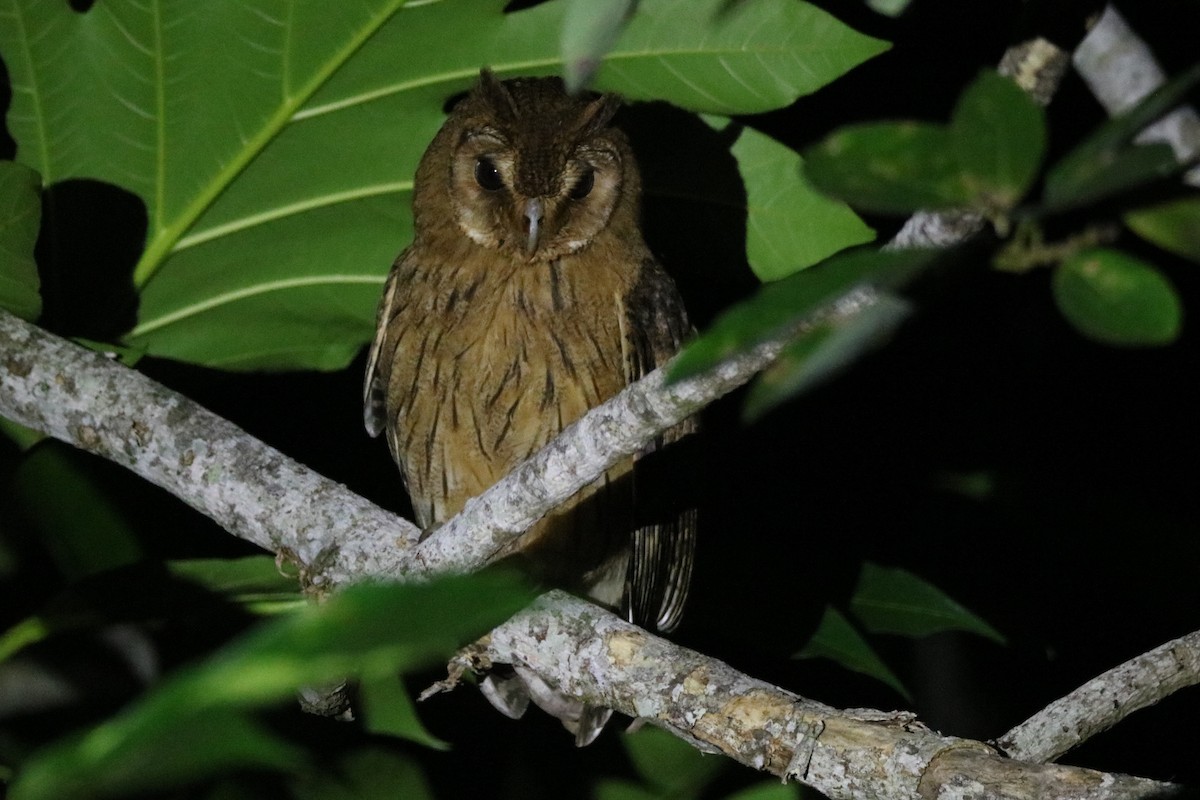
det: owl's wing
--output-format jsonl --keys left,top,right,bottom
{"left": 622, "top": 257, "right": 697, "bottom": 634}
{"left": 363, "top": 262, "right": 403, "bottom": 438}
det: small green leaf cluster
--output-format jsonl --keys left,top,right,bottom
{"left": 795, "top": 564, "right": 1003, "bottom": 700}
{"left": 804, "top": 66, "right": 1198, "bottom": 347}
{"left": 667, "top": 66, "right": 1197, "bottom": 422}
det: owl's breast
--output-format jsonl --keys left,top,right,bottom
{"left": 383, "top": 249, "right": 636, "bottom": 527}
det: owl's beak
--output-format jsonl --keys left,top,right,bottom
{"left": 524, "top": 198, "right": 544, "bottom": 254}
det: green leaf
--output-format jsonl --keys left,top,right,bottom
{"left": 291, "top": 748, "right": 435, "bottom": 800}
{"left": 743, "top": 292, "right": 910, "bottom": 421}
{"left": 804, "top": 122, "right": 970, "bottom": 214}
{"left": 1124, "top": 195, "right": 1200, "bottom": 262}
{"left": 9, "top": 442, "right": 142, "bottom": 580}
{"left": 1053, "top": 247, "right": 1182, "bottom": 346}
{"left": 849, "top": 563, "right": 1004, "bottom": 644}
{"left": 0, "top": 160, "right": 42, "bottom": 320}
{"left": 0, "top": 416, "right": 44, "bottom": 451}
{"left": 9, "top": 573, "right": 532, "bottom": 800}
{"left": 1043, "top": 142, "right": 1180, "bottom": 213}
{"left": 360, "top": 674, "right": 449, "bottom": 750}
{"left": 1056, "top": 62, "right": 1200, "bottom": 172}
{"left": 668, "top": 247, "right": 938, "bottom": 382}
{"left": 730, "top": 126, "right": 875, "bottom": 281}
{"left": 724, "top": 781, "right": 805, "bottom": 800}
{"left": 594, "top": 0, "right": 889, "bottom": 112}
{"left": 794, "top": 606, "right": 911, "bottom": 701}
{"left": 167, "top": 556, "right": 301, "bottom": 613}
{"left": 804, "top": 70, "right": 1044, "bottom": 215}
{"left": 625, "top": 725, "right": 725, "bottom": 797}
{"left": 1043, "top": 63, "right": 1200, "bottom": 211}
{"left": 187, "top": 573, "right": 533, "bottom": 706}
{"left": 10, "top": 709, "right": 305, "bottom": 800}
{"left": 1, "top": 0, "right": 886, "bottom": 370}
{"left": 950, "top": 70, "right": 1046, "bottom": 212}
{"left": 561, "top": 0, "right": 635, "bottom": 93}
{"left": 0, "top": 616, "right": 48, "bottom": 663}
{"left": 595, "top": 779, "right": 664, "bottom": 800}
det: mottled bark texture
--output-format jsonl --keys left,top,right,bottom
{"left": 0, "top": 309, "right": 419, "bottom": 590}
{"left": 485, "top": 593, "right": 1181, "bottom": 800}
{"left": 998, "top": 629, "right": 1200, "bottom": 764}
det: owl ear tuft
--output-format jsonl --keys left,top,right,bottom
{"left": 476, "top": 67, "right": 519, "bottom": 122}
{"left": 576, "top": 93, "right": 622, "bottom": 137}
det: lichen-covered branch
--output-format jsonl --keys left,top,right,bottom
{"left": 485, "top": 592, "right": 1180, "bottom": 800}
{"left": 997, "top": 628, "right": 1200, "bottom": 764}
{"left": 0, "top": 308, "right": 420, "bottom": 588}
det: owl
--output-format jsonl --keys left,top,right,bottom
{"left": 363, "top": 69, "right": 696, "bottom": 745}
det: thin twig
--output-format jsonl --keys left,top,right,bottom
{"left": 997, "top": 629, "right": 1200, "bottom": 763}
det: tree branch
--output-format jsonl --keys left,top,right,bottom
{"left": 0, "top": 309, "right": 418, "bottom": 588}
{"left": 483, "top": 592, "right": 1181, "bottom": 800}
{"left": 997, "top": 629, "right": 1200, "bottom": 764}
{"left": 1073, "top": 4, "right": 1200, "bottom": 185}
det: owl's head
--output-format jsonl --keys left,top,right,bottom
{"left": 415, "top": 69, "right": 638, "bottom": 262}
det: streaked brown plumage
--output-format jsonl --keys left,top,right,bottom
{"left": 363, "top": 70, "right": 695, "bottom": 744}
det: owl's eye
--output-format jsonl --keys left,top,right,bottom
{"left": 569, "top": 168, "right": 595, "bottom": 200}
{"left": 474, "top": 157, "right": 504, "bottom": 191}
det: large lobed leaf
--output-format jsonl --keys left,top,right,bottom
{"left": 0, "top": 0, "right": 886, "bottom": 370}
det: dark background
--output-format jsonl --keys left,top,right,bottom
{"left": 2, "top": 0, "right": 1198, "bottom": 796}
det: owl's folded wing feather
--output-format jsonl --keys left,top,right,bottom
{"left": 363, "top": 264, "right": 403, "bottom": 438}
{"left": 622, "top": 257, "right": 697, "bottom": 634}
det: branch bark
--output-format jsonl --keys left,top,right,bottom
{"left": 0, "top": 309, "right": 420, "bottom": 589}
{"left": 484, "top": 592, "right": 1181, "bottom": 800}
{"left": 997, "top": 629, "right": 1200, "bottom": 764}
